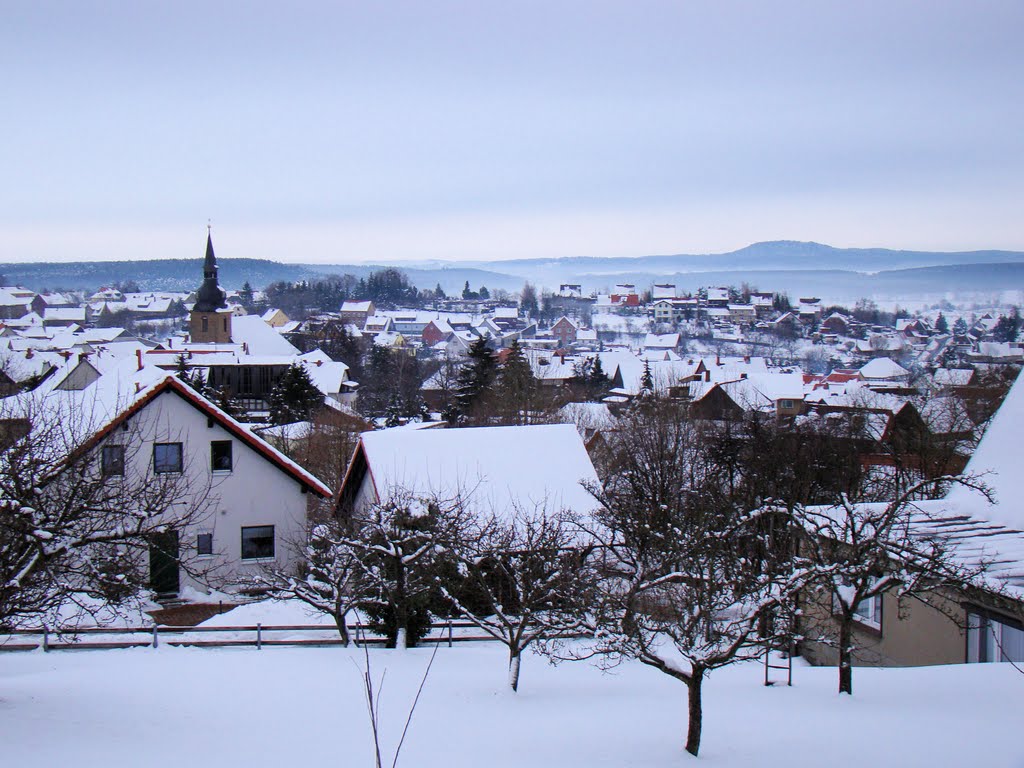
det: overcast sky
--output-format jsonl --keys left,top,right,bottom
{"left": 2, "top": 1, "right": 1022, "bottom": 264}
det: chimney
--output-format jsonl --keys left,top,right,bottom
{"left": 136, "top": 348, "right": 143, "bottom": 371}
{"left": 315, "top": 360, "right": 323, "bottom": 367}
{"left": 743, "top": 355, "right": 750, "bottom": 364}
{"left": 24, "top": 348, "right": 32, "bottom": 359}
{"left": 715, "top": 354, "right": 721, "bottom": 366}
{"left": 704, "top": 369, "right": 711, "bottom": 382}
{"left": 78, "top": 352, "right": 88, "bottom": 365}
{"left": 740, "top": 373, "right": 748, "bottom": 379}
{"left": 134, "top": 382, "right": 141, "bottom": 394}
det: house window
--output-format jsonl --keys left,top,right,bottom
{"left": 211, "top": 440, "right": 232, "bottom": 472}
{"left": 101, "top": 445, "right": 125, "bottom": 476}
{"left": 197, "top": 532, "right": 214, "bottom": 557}
{"left": 853, "top": 593, "right": 883, "bottom": 630}
{"left": 153, "top": 443, "right": 183, "bottom": 474}
{"left": 241, "top": 525, "right": 275, "bottom": 560}
{"left": 968, "top": 610, "right": 1024, "bottom": 663}
{"left": 779, "top": 399, "right": 795, "bottom": 410}
{"left": 202, "top": 316, "right": 209, "bottom": 332}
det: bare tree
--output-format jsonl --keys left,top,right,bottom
{"left": 795, "top": 474, "right": 994, "bottom": 695}
{"left": 249, "top": 509, "right": 366, "bottom": 645}
{"left": 442, "top": 506, "right": 594, "bottom": 691}
{"left": 581, "top": 400, "right": 803, "bottom": 756}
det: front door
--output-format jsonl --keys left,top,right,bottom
{"left": 149, "top": 531, "right": 180, "bottom": 596}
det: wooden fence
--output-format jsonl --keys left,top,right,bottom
{"left": 0, "top": 620, "right": 494, "bottom": 652}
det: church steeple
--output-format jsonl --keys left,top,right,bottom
{"left": 189, "top": 227, "right": 233, "bottom": 343}
{"left": 193, "top": 229, "right": 227, "bottom": 312}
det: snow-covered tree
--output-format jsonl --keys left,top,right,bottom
{"left": 443, "top": 507, "right": 594, "bottom": 691}
{"left": 581, "top": 401, "right": 803, "bottom": 756}
{"left": 340, "top": 492, "right": 474, "bottom": 649}
{"left": 795, "top": 473, "right": 994, "bottom": 695}
{"left": 251, "top": 510, "right": 366, "bottom": 645}
{"left": 0, "top": 397, "right": 214, "bottom": 628}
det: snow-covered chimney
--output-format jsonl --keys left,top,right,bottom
{"left": 136, "top": 348, "right": 143, "bottom": 371}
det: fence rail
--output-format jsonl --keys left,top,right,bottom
{"left": 0, "top": 620, "right": 495, "bottom": 653}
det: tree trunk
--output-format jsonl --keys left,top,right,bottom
{"left": 334, "top": 610, "right": 350, "bottom": 647}
{"left": 838, "top": 617, "right": 853, "bottom": 695}
{"left": 508, "top": 646, "right": 522, "bottom": 692}
{"left": 685, "top": 672, "right": 703, "bottom": 757}
{"left": 394, "top": 561, "right": 408, "bottom": 650}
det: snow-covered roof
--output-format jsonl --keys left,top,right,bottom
{"left": 859, "top": 357, "right": 910, "bottom": 380}
{"left": 643, "top": 333, "right": 679, "bottom": 349}
{"left": 341, "top": 300, "right": 373, "bottom": 313}
{"left": 946, "top": 375, "right": 1024, "bottom": 530}
{"left": 229, "top": 315, "right": 301, "bottom": 357}
{"left": 932, "top": 368, "right": 974, "bottom": 388}
{"left": 353, "top": 424, "right": 600, "bottom": 518}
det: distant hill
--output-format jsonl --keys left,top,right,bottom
{"left": 2, "top": 241, "right": 1022, "bottom": 301}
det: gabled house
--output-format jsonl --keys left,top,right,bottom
{"left": 337, "top": 423, "right": 600, "bottom": 520}
{"left": 551, "top": 316, "right": 578, "bottom": 347}
{"left": 340, "top": 300, "right": 375, "bottom": 329}
{"left": 1, "top": 366, "right": 331, "bottom": 597}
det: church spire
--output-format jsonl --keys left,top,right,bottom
{"left": 193, "top": 227, "right": 227, "bottom": 312}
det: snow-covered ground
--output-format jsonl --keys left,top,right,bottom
{"left": 0, "top": 642, "right": 1019, "bottom": 767}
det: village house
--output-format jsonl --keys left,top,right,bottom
{"left": 337, "top": 423, "right": 600, "bottom": 521}
{"left": 0, "top": 360, "right": 331, "bottom": 597}
{"left": 799, "top": 374, "right": 1024, "bottom": 667}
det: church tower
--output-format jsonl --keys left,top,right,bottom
{"left": 189, "top": 230, "right": 233, "bottom": 343}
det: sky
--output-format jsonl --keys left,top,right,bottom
{"left": 1, "top": 1, "right": 1022, "bottom": 264}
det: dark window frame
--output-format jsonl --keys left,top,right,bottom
{"left": 101, "top": 444, "right": 125, "bottom": 476}
{"left": 196, "top": 532, "right": 214, "bottom": 557}
{"left": 153, "top": 442, "right": 184, "bottom": 474}
{"left": 240, "top": 525, "right": 275, "bottom": 561}
{"left": 211, "top": 440, "right": 233, "bottom": 472}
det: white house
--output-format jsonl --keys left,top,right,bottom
{"left": 3, "top": 362, "right": 331, "bottom": 597}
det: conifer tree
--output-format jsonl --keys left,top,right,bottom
{"left": 495, "top": 339, "right": 535, "bottom": 424}
{"left": 639, "top": 359, "right": 654, "bottom": 397}
{"left": 268, "top": 364, "right": 324, "bottom": 425}
{"left": 455, "top": 336, "right": 497, "bottom": 421}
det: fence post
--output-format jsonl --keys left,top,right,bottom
{"left": 42, "top": 625, "right": 49, "bottom": 653}
{"left": 257, "top": 623, "right": 262, "bottom": 651}
{"left": 152, "top": 623, "right": 159, "bottom": 649}
{"left": 447, "top": 618, "right": 453, "bottom": 648}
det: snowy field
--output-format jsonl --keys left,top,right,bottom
{"left": 0, "top": 642, "right": 1020, "bottom": 767}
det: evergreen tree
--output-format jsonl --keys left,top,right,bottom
{"left": 520, "top": 282, "right": 539, "bottom": 317}
{"left": 434, "top": 282, "right": 446, "bottom": 299}
{"left": 953, "top": 317, "right": 969, "bottom": 337}
{"left": 589, "top": 355, "right": 610, "bottom": 401}
{"left": 993, "top": 308, "right": 1021, "bottom": 342}
{"left": 479, "top": 285, "right": 490, "bottom": 300}
{"left": 267, "top": 364, "right": 324, "bottom": 425}
{"left": 356, "top": 344, "right": 395, "bottom": 418}
{"left": 174, "top": 353, "right": 206, "bottom": 394}
{"left": 462, "top": 281, "right": 472, "bottom": 300}
{"left": 494, "top": 339, "right": 535, "bottom": 424}
{"left": 239, "top": 281, "right": 255, "bottom": 308}
{"left": 455, "top": 336, "right": 497, "bottom": 420}
{"left": 639, "top": 359, "right": 654, "bottom": 397}
{"left": 934, "top": 312, "right": 949, "bottom": 334}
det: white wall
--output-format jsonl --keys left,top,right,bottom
{"left": 102, "top": 390, "right": 314, "bottom": 594}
